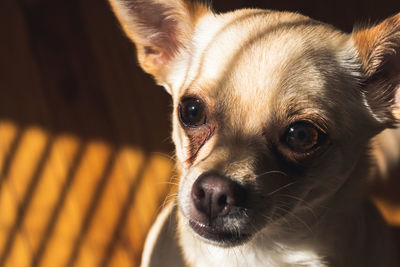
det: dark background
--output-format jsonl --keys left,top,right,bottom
{"left": 1, "top": 0, "right": 399, "bottom": 266}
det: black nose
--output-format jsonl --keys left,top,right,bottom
{"left": 191, "top": 173, "right": 246, "bottom": 220}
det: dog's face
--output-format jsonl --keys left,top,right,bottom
{"left": 109, "top": 0, "right": 400, "bottom": 246}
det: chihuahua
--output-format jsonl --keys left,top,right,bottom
{"left": 108, "top": 0, "right": 400, "bottom": 266}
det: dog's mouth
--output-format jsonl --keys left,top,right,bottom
{"left": 188, "top": 219, "right": 252, "bottom": 246}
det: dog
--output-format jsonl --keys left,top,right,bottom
{"left": 108, "top": 0, "right": 400, "bottom": 266}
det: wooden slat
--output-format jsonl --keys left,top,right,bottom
{"left": 0, "top": 0, "right": 399, "bottom": 267}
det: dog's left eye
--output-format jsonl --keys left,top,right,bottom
{"left": 285, "top": 122, "right": 323, "bottom": 153}
{"left": 178, "top": 97, "right": 207, "bottom": 127}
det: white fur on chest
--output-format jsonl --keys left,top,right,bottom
{"left": 180, "top": 224, "right": 327, "bottom": 267}
{"left": 184, "top": 240, "right": 326, "bottom": 267}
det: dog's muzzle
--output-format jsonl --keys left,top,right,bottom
{"left": 188, "top": 172, "right": 250, "bottom": 244}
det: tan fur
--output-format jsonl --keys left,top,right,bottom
{"left": 352, "top": 14, "right": 400, "bottom": 124}
{"left": 108, "top": 0, "right": 209, "bottom": 83}
{"left": 108, "top": 1, "right": 400, "bottom": 266}
{"left": 353, "top": 14, "right": 400, "bottom": 76}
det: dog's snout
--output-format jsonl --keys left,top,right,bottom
{"left": 191, "top": 173, "right": 246, "bottom": 220}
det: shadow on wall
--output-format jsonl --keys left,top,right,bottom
{"left": 1, "top": 0, "right": 174, "bottom": 266}
{"left": 0, "top": 0, "right": 399, "bottom": 266}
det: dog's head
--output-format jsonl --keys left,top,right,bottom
{"left": 109, "top": 0, "right": 400, "bottom": 246}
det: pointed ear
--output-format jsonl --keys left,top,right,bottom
{"left": 108, "top": 0, "right": 209, "bottom": 87}
{"left": 352, "top": 13, "right": 400, "bottom": 127}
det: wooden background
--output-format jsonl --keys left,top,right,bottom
{"left": 0, "top": 0, "right": 399, "bottom": 266}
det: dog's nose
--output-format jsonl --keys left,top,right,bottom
{"left": 191, "top": 173, "right": 246, "bottom": 220}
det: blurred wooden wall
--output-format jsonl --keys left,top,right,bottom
{"left": 0, "top": 0, "right": 174, "bottom": 266}
{"left": 0, "top": 0, "right": 399, "bottom": 267}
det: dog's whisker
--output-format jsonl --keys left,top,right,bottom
{"left": 163, "top": 193, "right": 177, "bottom": 203}
{"left": 274, "top": 206, "right": 313, "bottom": 234}
{"left": 157, "top": 181, "right": 180, "bottom": 186}
{"left": 159, "top": 193, "right": 178, "bottom": 215}
{"left": 275, "top": 199, "right": 317, "bottom": 226}
{"left": 275, "top": 194, "right": 317, "bottom": 218}
{"left": 150, "top": 151, "right": 176, "bottom": 162}
{"left": 255, "top": 170, "right": 289, "bottom": 178}
{"left": 266, "top": 181, "right": 297, "bottom": 196}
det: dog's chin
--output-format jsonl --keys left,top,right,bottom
{"left": 188, "top": 220, "right": 253, "bottom": 247}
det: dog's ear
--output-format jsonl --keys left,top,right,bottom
{"left": 108, "top": 0, "right": 209, "bottom": 89}
{"left": 352, "top": 13, "right": 400, "bottom": 127}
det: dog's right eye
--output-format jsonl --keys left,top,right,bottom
{"left": 284, "top": 122, "right": 326, "bottom": 153}
{"left": 178, "top": 98, "right": 207, "bottom": 127}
